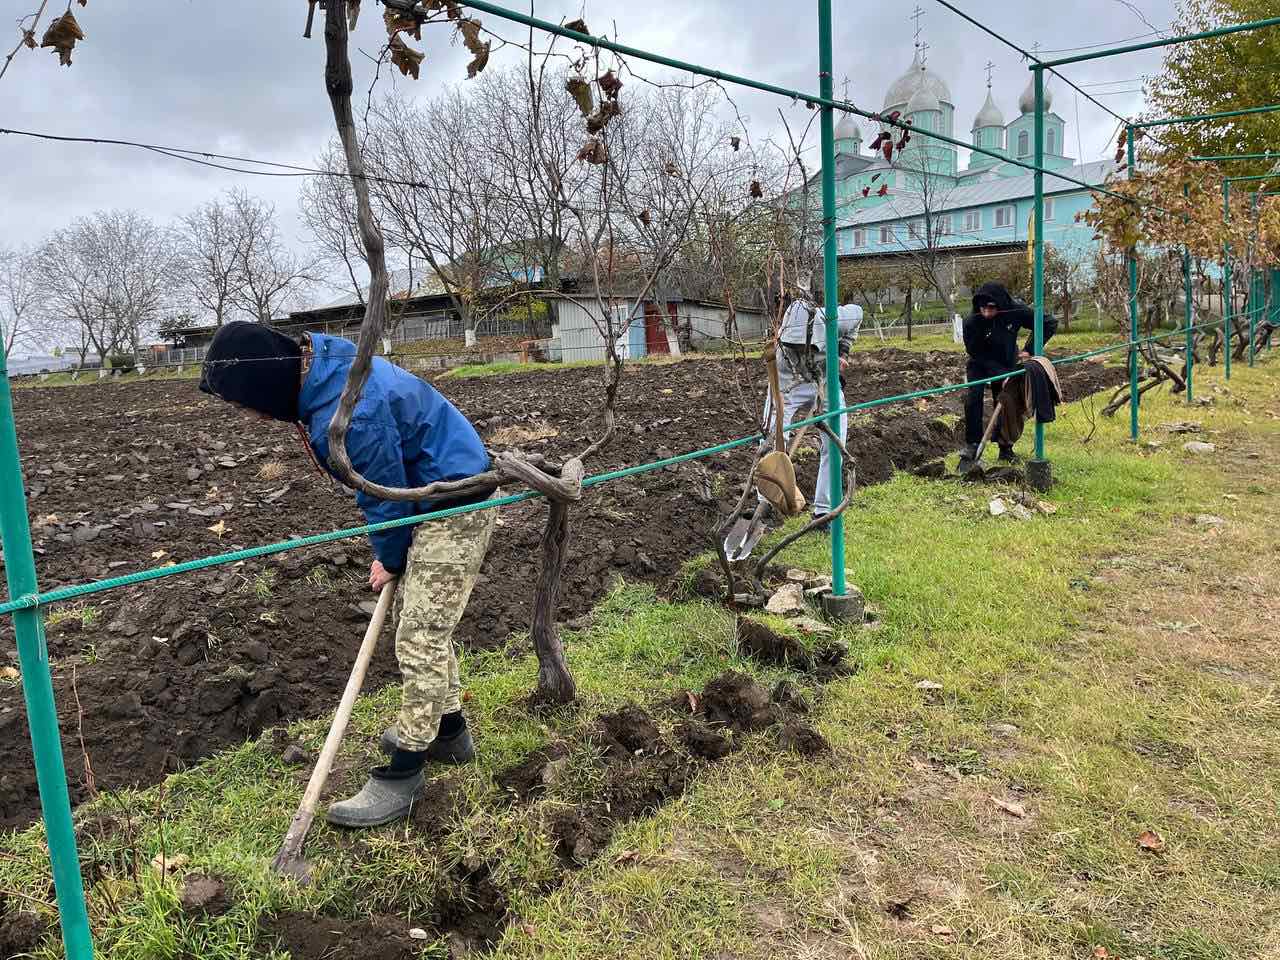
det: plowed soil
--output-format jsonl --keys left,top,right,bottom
{"left": 0, "top": 349, "right": 1122, "bottom": 827}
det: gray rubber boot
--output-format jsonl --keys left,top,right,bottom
{"left": 325, "top": 771, "right": 423, "bottom": 829}
{"left": 380, "top": 725, "right": 476, "bottom": 764}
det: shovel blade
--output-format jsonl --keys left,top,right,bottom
{"left": 723, "top": 517, "right": 766, "bottom": 562}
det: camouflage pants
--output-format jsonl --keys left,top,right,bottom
{"left": 394, "top": 501, "right": 497, "bottom": 751}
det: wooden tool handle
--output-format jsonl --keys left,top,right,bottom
{"left": 765, "top": 347, "right": 786, "bottom": 453}
{"left": 974, "top": 399, "right": 1004, "bottom": 462}
{"left": 272, "top": 579, "right": 396, "bottom": 872}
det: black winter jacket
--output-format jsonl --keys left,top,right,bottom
{"left": 962, "top": 282, "right": 1056, "bottom": 373}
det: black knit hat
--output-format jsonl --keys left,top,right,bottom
{"left": 198, "top": 321, "right": 303, "bottom": 423}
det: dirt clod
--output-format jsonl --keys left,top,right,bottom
{"left": 678, "top": 720, "right": 732, "bottom": 759}
{"left": 495, "top": 742, "right": 570, "bottom": 802}
{"left": 180, "top": 873, "right": 228, "bottom": 915}
{"left": 737, "top": 618, "right": 811, "bottom": 668}
{"left": 596, "top": 705, "right": 662, "bottom": 757}
{"left": 771, "top": 679, "right": 811, "bottom": 714}
{"left": 779, "top": 720, "right": 830, "bottom": 756}
{"left": 700, "top": 671, "right": 778, "bottom": 732}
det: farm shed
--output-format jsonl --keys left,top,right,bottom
{"left": 547, "top": 292, "right": 768, "bottom": 362}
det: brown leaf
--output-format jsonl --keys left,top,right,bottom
{"left": 21, "top": 29, "right": 36, "bottom": 50}
{"left": 566, "top": 76, "right": 593, "bottom": 117}
{"left": 750, "top": 180, "right": 763, "bottom": 199}
{"left": 881, "top": 140, "right": 893, "bottom": 162}
{"left": 384, "top": 7, "right": 422, "bottom": 41}
{"left": 40, "top": 11, "right": 85, "bottom": 67}
{"left": 931, "top": 924, "right": 954, "bottom": 938}
{"left": 459, "top": 19, "right": 490, "bottom": 78}
{"left": 989, "top": 795, "right": 1027, "bottom": 818}
{"left": 207, "top": 520, "right": 227, "bottom": 538}
{"left": 1092, "top": 948, "right": 1111, "bottom": 959}
{"left": 576, "top": 139, "right": 608, "bottom": 165}
{"left": 585, "top": 100, "right": 621, "bottom": 135}
{"left": 598, "top": 69, "right": 622, "bottom": 100}
{"left": 685, "top": 690, "right": 700, "bottom": 713}
{"left": 639, "top": 209, "right": 651, "bottom": 226}
{"left": 861, "top": 186, "right": 870, "bottom": 198}
{"left": 877, "top": 183, "right": 889, "bottom": 197}
{"left": 1137, "top": 829, "right": 1165, "bottom": 853}
{"left": 729, "top": 135, "right": 741, "bottom": 151}
{"left": 664, "top": 161, "right": 679, "bottom": 177}
{"left": 563, "top": 18, "right": 589, "bottom": 34}
{"left": 389, "top": 34, "right": 425, "bottom": 80}
{"left": 614, "top": 849, "right": 638, "bottom": 864}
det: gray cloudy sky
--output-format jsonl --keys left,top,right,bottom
{"left": 1, "top": 0, "right": 1177, "bottom": 292}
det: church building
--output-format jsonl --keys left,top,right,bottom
{"left": 832, "top": 49, "right": 1108, "bottom": 265}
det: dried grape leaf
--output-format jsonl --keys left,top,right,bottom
{"left": 577, "top": 139, "right": 608, "bottom": 165}
{"left": 384, "top": 6, "right": 422, "bottom": 41}
{"left": 877, "top": 184, "right": 889, "bottom": 196}
{"left": 21, "top": 29, "right": 36, "bottom": 50}
{"left": 598, "top": 68, "right": 622, "bottom": 99}
{"left": 639, "top": 209, "right": 651, "bottom": 226}
{"left": 664, "top": 161, "right": 679, "bottom": 176}
{"left": 40, "top": 11, "right": 85, "bottom": 67}
{"left": 730, "top": 135, "right": 740, "bottom": 151}
{"left": 458, "top": 18, "right": 489, "bottom": 76}
{"left": 750, "top": 180, "right": 763, "bottom": 199}
{"left": 566, "top": 76, "right": 593, "bottom": 117}
{"left": 564, "top": 18, "right": 589, "bottom": 34}
{"left": 585, "top": 99, "right": 620, "bottom": 134}
{"left": 881, "top": 140, "right": 893, "bottom": 162}
{"left": 389, "top": 34, "right": 425, "bottom": 80}
{"left": 861, "top": 186, "right": 870, "bottom": 198}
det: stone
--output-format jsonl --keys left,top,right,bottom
{"left": 408, "top": 929, "right": 430, "bottom": 941}
{"left": 1194, "top": 514, "right": 1226, "bottom": 527}
{"left": 988, "top": 497, "right": 1008, "bottom": 517}
{"left": 243, "top": 641, "right": 270, "bottom": 664}
{"left": 1160, "top": 421, "right": 1202, "bottom": 434}
{"left": 1008, "top": 502, "right": 1035, "bottom": 521}
{"left": 1183, "top": 440, "right": 1215, "bottom": 454}
{"left": 990, "top": 723, "right": 1019, "bottom": 737}
{"left": 280, "top": 744, "right": 309, "bottom": 765}
{"left": 105, "top": 692, "right": 143, "bottom": 719}
{"left": 765, "top": 582, "right": 805, "bottom": 616}
{"left": 357, "top": 600, "right": 378, "bottom": 616}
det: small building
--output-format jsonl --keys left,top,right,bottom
{"left": 547, "top": 292, "right": 768, "bottom": 363}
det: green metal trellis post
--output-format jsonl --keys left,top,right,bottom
{"left": 1031, "top": 65, "right": 1048, "bottom": 472}
{"left": 817, "top": 0, "right": 846, "bottom": 596}
{"left": 1224, "top": 180, "right": 1233, "bottom": 380}
{"left": 1126, "top": 125, "right": 1140, "bottom": 440}
{"left": 0, "top": 334, "right": 95, "bottom": 960}
{"left": 1184, "top": 186, "right": 1194, "bottom": 404}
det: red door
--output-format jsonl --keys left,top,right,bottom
{"left": 644, "top": 302, "right": 670, "bottom": 354}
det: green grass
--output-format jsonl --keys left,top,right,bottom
{"left": 3, "top": 354, "right": 1279, "bottom": 958}
{"left": 11, "top": 366, "right": 201, "bottom": 389}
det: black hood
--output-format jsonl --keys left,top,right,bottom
{"left": 972, "top": 282, "right": 1016, "bottom": 315}
{"left": 198, "top": 321, "right": 303, "bottom": 423}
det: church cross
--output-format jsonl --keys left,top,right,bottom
{"left": 985, "top": 60, "right": 995, "bottom": 89}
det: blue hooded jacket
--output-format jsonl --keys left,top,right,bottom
{"left": 298, "top": 334, "right": 490, "bottom": 573}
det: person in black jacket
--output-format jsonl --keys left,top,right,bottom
{"left": 961, "top": 282, "right": 1057, "bottom": 462}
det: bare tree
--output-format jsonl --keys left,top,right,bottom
{"left": 360, "top": 90, "right": 514, "bottom": 340}
{"left": 299, "top": 142, "right": 372, "bottom": 303}
{"left": 224, "top": 189, "right": 317, "bottom": 323}
{"left": 884, "top": 164, "right": 961, "bottom": 326}
{"left": 39, "top": 210, "right": 176, "bottom": 364}
{"left": 177, "top": 192, "right": 248, "bottom": 327}
{"left": 0, "top": 246, "right": 39, "bottom": 360}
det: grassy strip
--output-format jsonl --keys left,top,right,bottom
{"left": 2, "top": 356, "right": 1277, "bottom": 959}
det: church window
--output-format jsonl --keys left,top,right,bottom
{"left": 1048, "top": 128, "right": 1057, "bottom": 155}
{"left": 1017, "top": 130, "right": 1029, "bottom": 156}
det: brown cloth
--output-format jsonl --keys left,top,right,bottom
{"left": 996, "top": 357, "right": 1063, "bottom": 446}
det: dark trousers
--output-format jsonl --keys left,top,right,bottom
{"left": 964, "top": 364, "right": 1009, "bottom": 445}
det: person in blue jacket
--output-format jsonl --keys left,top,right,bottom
{"left": 199, "top": 321, "right": 496, "bottom": 828}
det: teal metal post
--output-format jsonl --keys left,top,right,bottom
{"left": 1223, "top": 180, "right": 1233, "bottom": 380}
{"left": 0, "top": 335, "right": 95, "bottom": 959}
{"left": 1250, "top": 270, "right": 1261, "bottom": 366}
{"left": 1126, "top": 126, "right": 1140, "bottom": 440}
{"left": 1184, "top": 251, "right": 1194, "bottom": 403}
{"left": 1183, "top": 183, "right": 1193, "bottom": 404}
{"left": 817, "top": 0, "right": 845, "bottom": 596}
{"left": 1031, "top": 66, "right": 1047, "bottom": 468}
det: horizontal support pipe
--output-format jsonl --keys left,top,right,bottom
{"left": 1040, "top": 16, "right": 1280, "bottom": 67}
{"left": 0, "top": 321, "right": 1226, "bottom": 618}
{"left": 1192, "top": 151, "right": 1280, "bottom": 161}
{"left": 1136, "top": 103, "right": 1280, "bottom": 129}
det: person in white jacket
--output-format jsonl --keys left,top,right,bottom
{"left": 759, "top": 293, "right": 862, "bottom": 525}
